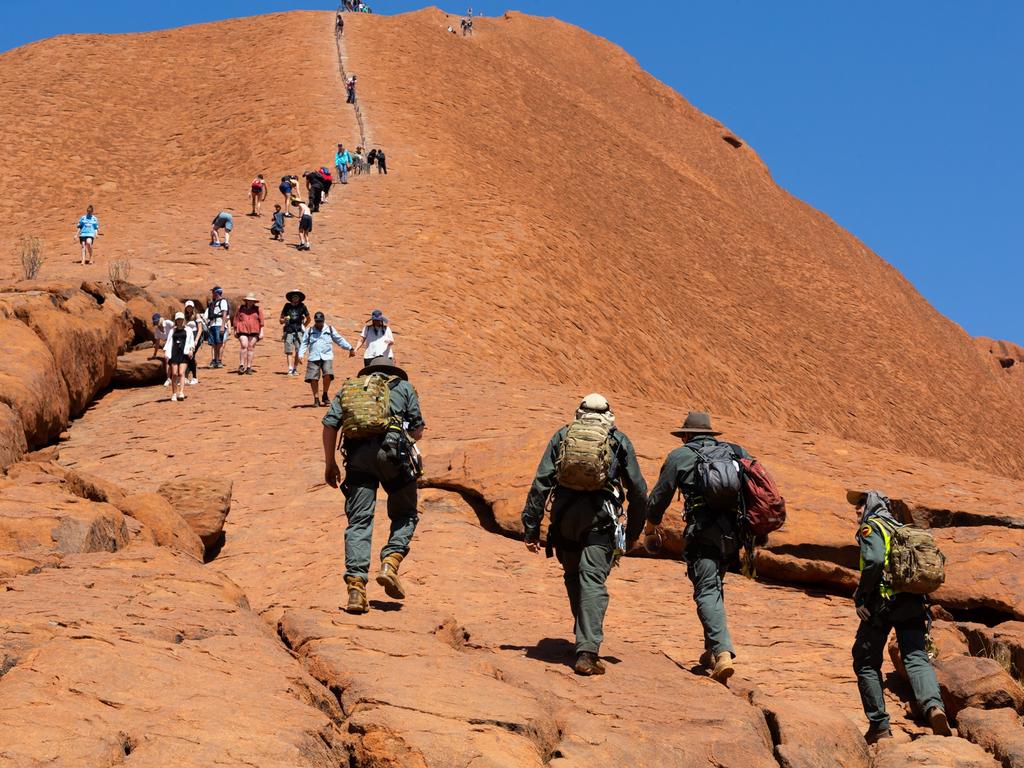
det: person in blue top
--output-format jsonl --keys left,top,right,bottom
{"left": 335, "top": 143, "right": 353, "bottom": 185}
{"left": 76, "top": 205, "right": 99, "bottom": 265}
{"left": 298, "top": 311, "right": 355, "bottom": 406}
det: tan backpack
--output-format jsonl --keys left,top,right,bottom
{"left": 877, "top": 519, "right": 946, "bottom": 594}
{"left": 339, "top": 374, "right": 393, "bottom": 438}
{"left": 556, "top": 413, "right": 614, "bottom": 491}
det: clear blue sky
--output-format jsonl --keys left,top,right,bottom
{"left": 5, "top": 1, "right": 1021, "bottom": 342}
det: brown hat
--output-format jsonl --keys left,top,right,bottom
{"left": 358, "top": 356, "right": 407, "bottom": 381}
{"left": 670, "top": 411, "right": 722, "bottom": 437}
{"left": 846, "top": 490, "right": 868, "bottom": 506}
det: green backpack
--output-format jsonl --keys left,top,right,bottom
{"left": 555, "top": 413, "right": 614, "bottom": 491}
{"left": 339, "top": 374, "right": 393, "bottom": 438}
{"left": 877, "top": 519, "right": 946, "bottom": 595}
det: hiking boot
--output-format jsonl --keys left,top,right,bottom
{"left": 710, "top": 651, "right": 735, "bottom": 684}
{"left": 927, "top": 707, "right": 951, "bottom": 737}
{"left": 313, "top": 395, "right": 320, "bottom": 407}
{"left": 238, "top": 365, "right": 245, "bottom": 374}
{"left": 574, "top": 651, "right": 606, "bottom": 676}
{"left": 321, "top": 394, "right": 331, "bottom": 406}
{"left": 376, "top": 553, "right": 406, "bottom": 600}
{"left": 864, "top": 725, "right": 893, "bottom": 744}
{"left": 699, "top": 649, "right": 715, "bottom": 669}
{"left": 344, "top": 576, "right": 369, "bottom": 614}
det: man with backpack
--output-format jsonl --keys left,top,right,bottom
{"left": 279, "top": 290, "right": 310, "bottom": 376}
{"left": 322, "top": 356, "right": 425, "bottom": 615}
{"left": 205, "top": 286, "right": 230, "bottom": 368}
{"left": 645, "top": 411, "right": 753, "bottom": 684}
{"left": 299, "top": 311, "right": 355, "bottom": 406}
{"left": 848, "top": 489, "right": 950, "bottom": 744}
{"left": 521, "top": 394, "right": 648, "bottom": 676}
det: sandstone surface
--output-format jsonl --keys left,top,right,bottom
{"left": 957, "top": 707, "right": 1024, "bottom": 768}
{"left": 114, "top": 347, "right": 166, "bottom": 387}
{"left": 157, "top": 477, "right": 232, "bottom": 554}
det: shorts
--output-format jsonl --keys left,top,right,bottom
{"left": 213, "top": 215, "right": 233, "bottom": 232}
{"left": 283, "top": 330, "right": 302, "bottom": 354}
{"left": 271, "top": 226, "right": 283, "bottom": 235}
{"left": 237, "top": 332, "right": 260, "bottom": 339}
{"left": 299, "top": 214, "right": 313, "bottom": 233}
{"left": 304, "top": 358, "right": 334, "bottom": 381}
{"left": 279, "top": 183, "right": 291, "bottom": 195}
{"left": 79, "top": 236, "right": 94, "bottom": 244}
{"left": 207, "top": 326, "right": 225, "bottom": 345}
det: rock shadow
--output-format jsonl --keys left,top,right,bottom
{"left": 369, "top": 600, "right": 403, "bottom": 612}
{"left": 500, "top": 637, "right": 575, "bottom": 668}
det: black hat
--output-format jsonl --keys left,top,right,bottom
{"left": 358, "top": 356, "right": 407, "bottom": 381}
{"left": 286, "top": 289, "right": 306, "bottom": 302}
{"left": 670, "top": 411, "right": 722, "bottom": 437}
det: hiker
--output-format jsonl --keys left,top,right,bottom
{"left": 210, "top": 211, "right": 233, "bottom": 250}
{"left": 367, "top": 148, "right": 377, "bottom": 171}
{"left": 163, "top": 312, "right": 195, "bottom": 402}
{"left": 319, "top": 166, "right": 334, "bottom": 202}
{"left": 293, "top": 199, "right": 313, "bottom": 251}
{"left": 346, "top": 74, "right": 357, "bottom": 104}
{"left": 299, "top": 311, "right": 355, "bottom": 406}
{"left": 645, "top": 411, "right": 754, "bottom": 684}
{"left": 522, "top": 394, "right": 647, "bottom": 676}
{"left": 76, "top": 205, "right": 99, "bottom": 265}
{"left": 461, "top": 15, "right": 473, "bottom": 35}
{"left": 848, "top": 489, "right": 951, "bottom": 743}
{"left": 336, "top": 10, "right": 344, "bottom": 34}
{"left": 183, "top": 301, "right": 205, "bottom": 385}
{"left": 354, "top": 309, "right": 394, "bottom": 366}
{"left": 279, "top": 176, "right": 296, "bottom": 215}
{"left": 352, "top": 146, "right": 366, "bottom": 175}
{"left": 151, "top": 312, "right": 174, "bottom": 386}
{"left": 304, "top": 170, "right": 325, "bottom": 212}
{"left": 279, "top": 289, "right": 311, "bottom": 376}
{"left": 231, "top": 293, "right": 264, "bottom": 375}
{"left": 250, "top": 174, "right": 268, "bottom": 216}
{"left": 375, "top": 147, "right": 387, "bottom": 174}
{"left": 335, "top": 144, "right": 352, "bottom": 185}
{"left": 322, "top": 356, "right": 425, "bottom": 615}
{"left": 270, "top": 204, "right": 286, "bottom": 240}
{"left": 205, "top": 286, "right": 231, "bottom": 368}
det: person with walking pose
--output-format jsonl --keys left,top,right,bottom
{"left": 76, "top": 205, "right": 99, "bottom": 265}
{"left": 164, "top": 312, "right": 196, "bottom": 402}
{"left": 232, "top": 293, "right": 264, "bottom": 375}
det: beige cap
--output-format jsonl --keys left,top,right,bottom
{"left": 184, "top": 300, "right": 195, "bottom": 307}
{"left": 579, "top": 393, "right": 610, "bottom": 413}
{"left": 173, "top": 311, "right": 185, "bottom": 321}
{"left": 244, "top": 292, "right": 259, "bottom": 302}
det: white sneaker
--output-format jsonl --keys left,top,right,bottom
{"left": 170, "top": 393, "right": 178, "bottom": 402}
{"left": 163, "top": 378, "right": 171, "bottom": 387}
{"left": 288, "top": 367, "right": 295, "bottom": 375}
{"left": 189, "top": 377, "right": 199, "bottom": 385}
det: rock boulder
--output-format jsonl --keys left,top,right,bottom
{"left": 157, "top": 477, "right": 232, "bottom": 555}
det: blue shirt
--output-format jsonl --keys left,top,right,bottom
{"left": 299, "top": 324, "right": 353, "bottom": 361}
{"left": 77, "top": 214, "right": 99, "bottom": 238}
{"left": 336, "top": 150, "right": 352, "bottom": 167}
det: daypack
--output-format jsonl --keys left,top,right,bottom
{"left": 555, "top": 413, "right": 614, "bottom": 491}
{"left": 339, "top": 374, "right": 393, "bottom": 439}
{"left": 687, "top": 440, "right": 743, "bottom": 514}
{"left": 206, "top": 298, "right": 229, "bottom": 324}
{"left": 251, "top": 177, "right": 264, "bottom": 192}
{"left": 875, "top": 519, "right": 946, "bottom": 595}
{"left": 738, "top": 457, "right": 786, "bottom": 536}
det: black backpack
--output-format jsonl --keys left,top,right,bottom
{"left": 687, "top": 440, "right": 743, "bottom": 514}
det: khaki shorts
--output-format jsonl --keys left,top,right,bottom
{"left": 304, "top": 358, "right": 334, "bottom": 381}
{"left": 283, "top": 331, "right": 302, "bottom": 355}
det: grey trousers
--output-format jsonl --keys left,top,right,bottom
{"left": 853, "top": 611, "right": 943, "bottom": 730}
{"left": 342, "top": 470, "right": 418, "bottom": 582}
{"left": 557, "top": 542, "right": 614, "bottom": 655}
{"left": 686, "top": 553, "right": 735, "bottom": 656}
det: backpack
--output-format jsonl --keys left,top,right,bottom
{"left": 875, "top": 519, "right": 946, "bottom": 594}
{"left": 555, "top": 413, "right": 614, "bottom": 492}
{"left": 206, "top": 298, "right": 228, "bottom": 324}
{"left": 738, "top": 458, "right": 786, "bottom": 536}
{"left": 251, "top": 178, "right": 264, "bottom": 192}
{"left": 339, "top": 374, "right": 393, "bottom": 439}
{"left": 687, "top": 440, "right": 743, "bottom": 514}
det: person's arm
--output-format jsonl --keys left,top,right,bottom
{"left": 162, "top": 333, "right": 174, "bottom": 358}
{"left": 322, "top": 399, "right": 344, "bottom": 486}
{"left": 298, "top": 328, "right": 310, "bottom": 360}
{"left": 330, "top": 327, "right": 353, "bottom": 352}
{"left": 258, "top": 307, "right": 265, "bottom": 339}
{"left": 399, "top": 382, "right": 425, "bottom": 438}
{"left": 854, "top": 523, "right": 887, "bottom": 615}
{"left": 616, "top": 434, "right": 649, "bottom": 544}
{"left": 646, "top": 449, "right": 689, "bottom": 526}
{"left": 522, "top": 431, "right": 562, "bottom": 548}
{"left": 354, "top": 327, "right": 367, "bottom": 354}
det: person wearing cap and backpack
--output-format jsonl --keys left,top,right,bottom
{"left": 645, "top": 411, "right": 756, "bottom": 684}
{"left": 322, "top": 356, "right": 425, "bottom": 615}
{"left": 848, "top": 489, "right": 950, "bottom": 744}
{"left": 205, "top": 287, "right": 230, "bottom": 368}
{"left": 521, "top": 394, "right": 648, "bottom": 676}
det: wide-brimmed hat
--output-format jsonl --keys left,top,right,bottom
{"left": 670, "top": 411, "right": 722, "bottom": 437}
{"left": 244, "top": 292, "right": 259, "bottom": 302}
{"left": 578, "top": 393, "right": 609, "bottom": 413}
{"left": 358, "top": 356, "right": 407, "bottom": 381}
{"left": 285, "top": 289, "right": 306, "bottom": 302}
{"left": 846, "top": 490, "right": 868, "bottom": 506}
{"left": 368, "top": 308, "right": 388, "bottom": 324}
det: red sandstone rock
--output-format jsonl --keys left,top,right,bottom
{"left": 961, "top": 622, "right": 1024, "bottom": 682}
{"left": 957, "top": 707, "right": 1024, "bottom": 768}
{"left": 760, "top": 697, "right": 870, "bottom": 768}
{"left": 116, "top": 493, "right": 204, "bottom": 560}
{"left": 874, "top": 735, "right": 1001, "bottom": 767}
{"left": 157, "top": 477, "right": 232, "bottom": 554}
{"left": 0, "top": 483, "right": 130, "bottom": 557}
{"left": 114, "top": 348, "right": 166, "bottom": 387}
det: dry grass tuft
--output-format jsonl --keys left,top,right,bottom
{"left": 19, "top": 236, "right": 44, "bottom": 280}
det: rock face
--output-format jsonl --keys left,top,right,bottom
{"left": 116, "top": 493, "right": 205, "bottom": 560}
{"left": 962, "top": 621, "right": 1024, "bottom": 681}
{"left": 760, "top": 698, "right": 870, "bottom": 768}
{"left": 114, "top": 348, "right": 166, "bottom": 387}
{"left": 957, "top": 707, "right": 1024, "bottom": 768}
{"left": 874, "top": 736, "right": 1001, "bottom": 767}
{"left": 157, "top": 477, "right": 232, "bottom": 555}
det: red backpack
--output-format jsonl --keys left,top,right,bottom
{"left": 738, "top": 458, "right": 786, "bottom": 536}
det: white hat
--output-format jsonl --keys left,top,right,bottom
{"left": 184, "top": 300, "right": 195, "bottom": 307}
{"left": 173, "top": 312, "right": 185, "bottom": 320}
{"left": 579, "top": 393, "right": 610, "bottom": 413}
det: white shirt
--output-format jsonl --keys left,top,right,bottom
{"left": 163, "top": 326, "right": 196, "bottom": 357}
{"left": 207, "top": 298, "right": 229, "bottom": 327}
{"left": 186, "top": 314, "right": 205, "bottom": 337}
{"left": 153, "top": 318, "right": 174, "bottom": 343}
{"left": 360, "top": 324, "right": 394, "bottom": 359}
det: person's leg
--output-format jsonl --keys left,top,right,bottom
{"left": 321, "top": 373, "right": 334, "bottom": 402}
{"left": 237, "top": 335, "right": 249, "bottom": 371}
{"left": 304, "top": 360, "right": 321, "bottom": 403}
{"left": 557, "top": 546, "right": 583, "bottom": 638}
{"left": 223, "top": 228, "right": 230, "bottom": 246}
{"left": 251, "top": 192, "right": 257, "bottom": 215}
{"left": 574, "top": 543, "right": 613, "bottom": 655}
{"left": 895, "top": 618, "right": 945, "bottom": 718}
{"left": 343, "top": 473, "right": 379, "bottom": 582}
{"left": 86, "top": 239, "right": 93, "bottom": 263}
{"left": 210, "top": 225, "right": 219, "bottom": 245}
{"left": 176, "top": 363, "right": 187, "bottom": 397}
{"left": 852, "top": 617, "right": 892, "bottom": 733}
{"left": 381, "top": 481, "right": 419, "bottom": 562}
{"left": 686, "top": 554, "right": 734, "bottom": 656}
{"left": 247, "top": 337, "right": 258, "bottom": 369}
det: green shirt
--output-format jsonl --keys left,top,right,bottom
{"left": 855, "top": 519, "right": 889, "bottom": 607}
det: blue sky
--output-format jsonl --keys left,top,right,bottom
{"left": 4, "top": 1, "right": 1021, "bottom": 342}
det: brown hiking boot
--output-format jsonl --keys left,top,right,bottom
{"left": 344, "top": 576, "right": 369, "bottom": 614}
{"left": 574, "top": 651, "right": 606, "bottom": 676}
{"left": 711, "top": 651, "right": 735, "bottom": 684}
{"left": 928, "top": 707, "right": 952, "bottom": 737}
{"left": 864, "top": 725, "right": 893, "bottom": 744}
{"left": 699, "top": 649, "right": 715, "bottom": 669}
{"left": 376, "top": 553, "right": 406, "bottom": 600}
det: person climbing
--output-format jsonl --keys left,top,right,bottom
{"left": 319, "top": 166, "right": 333, "bottom": 203}
{"left": 346, "top": 74, "right": 357, "bottom": 104}
{"left": 183, "top": 300, "right": 205, "bottom": 385}
{"left": 279, "top": 289, "right": 311, "bottom": 376}
{"left": 210, "top": 211, "right": 233, "bottom": 250}
{"left": 304, "top": 170, "right": 325, "bottom": 212}
{"left": 293, "top": 199, "right": 313, "bottom": 251}
{"left": 270, "top": 204, "right": 286, "bottom": 241}
{"left": 205, "top": 286, "right": 231, "bottom": 368}
{"left": 279, "top": 175, "right": 296, "bottom": 215}
{"left": 231, "top": 293, "right": 264, "bottom": 375}
{"left": 164, "top": 312, "right": 195, "bottom": 402}
{"left": 848, "top": 489, "right": 951, "bottom": 744}
{"left": 322, "top": 356, "right": 425, "bottom": 615}
{"left": 335, "top": 144, "right": 352, "bottom": 185}
{"left": 375, "top": 147, "right": 387, "bottom": 174}
{"left": 366, "top": 148, "right": 377, "bottom": 171}
{"left": 521, "top": 394, "right": 647, "bottom": 676}
{"left": 76, "top": 204, "right": 99, "bottom": 265}
{"left": 645, "top": 411, "right": 753, "bottom": 685}
{"left": 353, "top": 309, "right": 394, "bottom": 367}
{"left": 299, "top": 311, "right": 355, "bottom": 406}
{"left": 336, "top": 10, "right": 344, "bottom": 34}
{"left": 250, "top": 174, "right": 268, "bottom": 216}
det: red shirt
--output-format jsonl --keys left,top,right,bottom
{"left": 233, "top": 304, "right": 264, "bottom": 334}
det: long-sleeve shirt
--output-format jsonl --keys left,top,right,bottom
{"left": 647, "top": 436, "right": 752, "bottom": 525}
{"left": 855, "top": 522, "right": 889, "bottom": 608}
{"left": 335, "top": 150, "right": 352, "bottom": 167}
{"left": 299, "top": 324, "right": 353, "bottom": 361}
{"left": 521, "top": 426, "right": 648, "bottom": 543}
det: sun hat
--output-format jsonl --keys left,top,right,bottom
{"left": 173, "top": 311, "right": 185, "bottom": 321}
{"left": 286, "top": 289, "right": 306, "bottom": 302}
{"left": 846, "top": 490, "right": 868, "bottom": 506}
{"left": 578, "top": 393, "right": 610, "bottom": 413}
{"left": 669, "top": 411, "right": 722, "bottom": 437}
{"left": 184, "top": 300, "right": 195, "bottom": 308}
{"left": 368, "top": 308, "right": 388, "bottom": 324}
{"left": 358, "top": 356, "right": 407, "bottom": 381}
{"left": 244, "top": 292, "right": 259, "bottom": 302}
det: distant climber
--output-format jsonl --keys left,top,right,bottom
{"left": 353, "top": 309, "right": 394, "bottom": 367}
{"left": 336, "top": 11, "right": 344, "bottom": 34}
{"left": 76, "top": 204, "right": 99, "bottom": 265}
{"left": 645, "top": 411, "right": 753, "bottom": 685}
{"left": 848, "top": 489, "right": 951, "bottom": 744}
{"left": 461, "top": 15, "right": 473, "bottom": 36}
{"left": 205, "top": 286, "right": 230, "bottom": 369}
{"left": 183, "top": 301, "right": 205, "bottom": 386}
{"left": 521, "top": 394, "right": 648, "bottom": 676}
{"left": 279, "top": 175, "right": 297, "bottom": 215}
{"left": 346, "top": 74, "right": 357, "bottom": 104}
{"left": 303, "top": 170, "right": 326, "bottom": 212}
{"left": 250, "top": 174, "right": 268, "bottom": 216}
{"left": 335, "top": 144, "right": 352, "bottom": 185}
{"left": 270, "top": 204, "right": 285, "bottom": 241}
{"left": 299, "top": 311, "right": 355, "bottom": 406}
{"left": 279, "top": 289, "right": 310, "bottom": 376}
{"left": 293, "top": 198, "right": 313, "bottom": 251}
{"left": 322, "top": 356, "right": 425, "bottom": 615}
{"left": 210, "top": 211, "right": 233, "bottom": 250}
{"left": 374, "top": 147, "right": 387, "bottom": 174}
